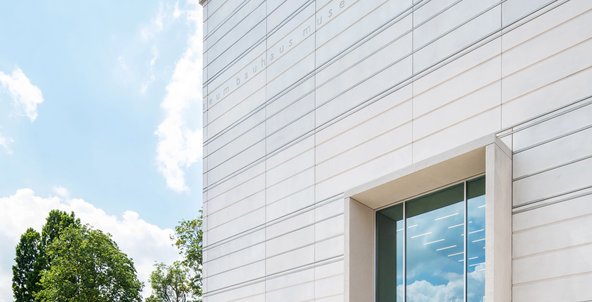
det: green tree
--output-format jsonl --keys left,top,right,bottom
{"left": 12, "top": 210, "right": 80, "bottom": 301}
{"left": 171, "top": 211, "right": 202, "bottom": 300}
{"left": 38, "top": 210, "right": 81, "bottom": 276}
{"left": 145, "top": 261, "right": 190, "bottom": 302}
{"left": 36, "top": 225, "right": 143, "bottom": 302}
{"left": 147, "top": 211, "right": 203, "bottom": 302}
{"left": 12, "top": 228, "right": 42, "bottom": 302}
{"left": 40, "top": 210, "right": 80, "bottom": 249}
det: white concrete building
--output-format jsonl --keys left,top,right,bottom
{"left": 201, "top": 0, "right": 592, "bottom": 301}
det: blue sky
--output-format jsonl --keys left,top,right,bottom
{"left": 0, "top": 0, "right": 203, "bottom": 299}
{"left": 0, "top": 0, "right": 202, "bottom": 227}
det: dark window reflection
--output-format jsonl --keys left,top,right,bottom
{"left": 376, "top": 204, "right": 404, "bottom": 301}
{"left": 376, "top": 177, "right": 485, "bottom": 302}
{"left": 406, "top": 184, "right": 464, "bottom": 302}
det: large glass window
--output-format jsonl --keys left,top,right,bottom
{"left": 376, "top": 177, "right": 486, "bottom": 302}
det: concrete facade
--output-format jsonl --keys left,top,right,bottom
{"left": 201, "top": 0, "right": 592, "bottom": 301}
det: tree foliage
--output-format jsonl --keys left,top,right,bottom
{"left": 12, "top": 228, "right": 42, "bottom": 302}
{"left": 12, "top": 210, "right": 142, "bottom": 302}
{"left": 171, "top": 212, "right": 202, "bottom": 299}
{"left": 147, "top": 211, "right": 203, "bottom": 302}
{"left": 40, "top": 210, "right": 80, "bottom": 249}
{"left": 13, "top": 210, "right": 79, "bottom": 302}
{"left": 37, "top": 210, "right": 81, "bottom": 279}
{"left": 36, "top": 225, "right": 143, "bottom": 302}
{"left": 146, "top": 262, "right": 190, "bottom": 302}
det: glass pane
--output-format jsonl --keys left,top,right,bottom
{"left": 376, "top": 204, "right": 404, "bottom": 302}
{"left": 467, "top": 177, "right": 486, "bottom": 302}
{"left": 406, "top": 184, "right": 465, "bottom": 302}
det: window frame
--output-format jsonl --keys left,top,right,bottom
{"left": 374, "top": 174, "right": 486, "bottom": 302}
{"left": 344, "top": 136, "right": 512, "bottom": 302}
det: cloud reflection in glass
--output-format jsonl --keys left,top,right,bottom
{"left": 376, "top": 177, "right": 486, "bottom": 302}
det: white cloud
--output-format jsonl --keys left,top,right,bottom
{"left": 401, "top": 265, "right": 486, "bottom": 302}
{"left": 173, "top": 1, "right": 182, "bottom": 19}
{"left": 0, "top": 188, "right": 179, "bottom": 301}
{"left": 0, "top": 67, "right": 44, "bottom": 122}
{"left": 140, "top": 8, "right": 164, "bottom": 41}
{"left": 405, "top": 278, "right": 464, "bottom": 302}
{"left": 0, "top": 271, "right": 11, "bottom": 302}
{"left": 52, "top": 186, "right": 69, "bottom": 198}
{"left": 0, "top": 132, "right": 13, "bottom": 155}
{"left": 136, "top": 1, "right": 186, "bottom": 95}
{"left": 140, "top": 47, "right": 159, "bottom": 95}
{"left": 155, "top": 0, "right": 203, "bottom": 193}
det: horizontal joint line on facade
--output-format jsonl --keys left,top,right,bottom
{"left": 205, "top": 0, "right": 315, "bottom": 98}
{"left": 205, "top": 19, "right": 507, "bottom": 150}
{"left": 499, "top": 0, "right": 570, "bottom": 36}
{"left": 513, "top": 210, "right": 592, "bottom": 236}
{"left": 204, "top": 201, "right": 342, "bottom": 255}
{"left": 204, "top": 0, "right": 339, "bottom": 88}
{"left": 513, "top": 154, "right": 592, "bottom": 182}
{"left": 204, "top": 130, "right": 315, "bottom": 191}
{"left": 267, "top": 273, "right": 344, "bottom": 298}
{"left": 412, "top": 1, "right": 502, "bottom": 55}
{"left": 500, "top": 95, "right": 592, "bottom": 142}
{"left": 503, "top": 65, "right": 592, "bottom": 108}
{"left": 204, "top": 0, "right": 265, "bottom": 52}
{"left": 204, "top": 0, "right": 257, "bottom": 44}
{"left": 206, "top": 210, "right": 344, "bottom": 262}
{"left": 206, "top": 0, "right": 301, "bottom": 61}
{"left": 206, "top": 189, "right": 265, "bottom": 219}
{"left": 503, "top": 33, "right": 592, "bottom": 84}
{"left": 412, "top": 0, "right": 464, "bottom": 30}
{"left": 514, "top": 123, "right": 592, "bottom": 156}
{"left": 512, "top": 266, "right": 592, "bottom": 288}
{"left": 511, "top": 99, "right": 592, "bottom": 150}
{"left": 512, "top": 185, "right": 592, "bottom": 214}
{"left": 204, "top": 0, "right": 512, "bottom": 148}
{"left": 413, "top": 104, "right": 500, "bottom": 143}
{"left": 314, "top": 3, "right": 412, "bottom": 72}
{"left": 317, "top": 143, "right": 412, "bottom": 184}
{"left": 206, "top": 204, "right": 266, "bottom": 233}
{"left": 203, "top": 2, "right": 417, "bottom": 139}
{"left": 203, "top": 0, "right": 249, "bottom": 24}
{"left": 205, "top": 233, "right": 344, "bottom": 279}
{"left": 203, "top": 255, "right": 344, "bottom": 297}
{"left": 204, "top": 69, "right": 314, "bottom": 146}
{"left": 204, "top": 76, "right": 415, "bottom": 191}
{"left": 204, "top": 109, "right": 316, "bottom": 174}
{"left": 206, "top": 170, "right": 266, "bottom": 204}
{"left": 315, "top": 108, "right": 411, "bottom": 165}
{"left": 207, "top": 181, "right": 318, "bottom": 229}
{"left": 203, "top": 194, "right": 343, "bottom": 251}
{"left": 204, "top": 109, "right": 266, "bottom": 160}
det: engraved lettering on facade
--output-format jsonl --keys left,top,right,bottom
{"left": 205, "top": 0, "right": 354, "bottom": 109}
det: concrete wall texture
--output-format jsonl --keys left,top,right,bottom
{"left": 201, "top": 0, "right": 592, "bottom": 301}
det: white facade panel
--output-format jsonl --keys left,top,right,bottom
{"left": 201, "top": 0, "right": 592, "bottom": 300}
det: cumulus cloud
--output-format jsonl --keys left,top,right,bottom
{"left": 155, "top": 0, "right": 203, "bottom": 193}
{"left": 404, "top": 278, "right": 464, "bottom": 302}
{"left": 402, "top": 265, "right": 486, "bottom": 302}
{"left": 52, "top": 186, "right": 69, "bottom": 198}
{"left": 0, "top": 188, "right": 179, "bottom": 300}
{"left": 0, "top": 67, "right": 44, "bottom": 122}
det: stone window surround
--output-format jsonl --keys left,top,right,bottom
{"left": 344, "top": 134, "right": 512, "bottom": 302}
